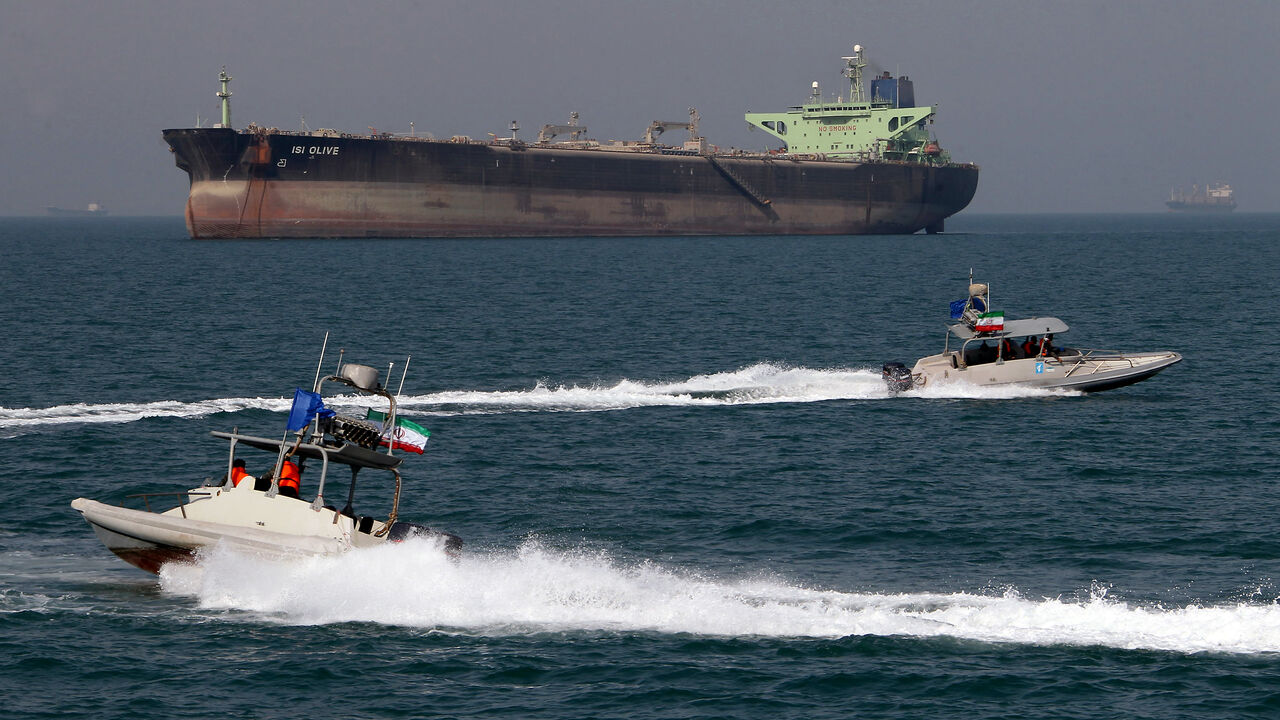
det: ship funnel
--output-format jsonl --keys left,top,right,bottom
{"left": 340, "top": 363, "right": 380, "bottom": 391}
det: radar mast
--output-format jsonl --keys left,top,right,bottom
{"left": 841, "top": 44, "right": 866, "bottom": 103}
{"left": 216, "top": 67, "right": 232, "bottom": 128}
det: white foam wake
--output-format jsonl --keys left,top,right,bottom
{"left": 161, "top": 541, "right": 1280, "bottom": 655}
{"left": 398, "top": 364, "right": 891, "bottom": 413}
{"left": 0, "top": 396, "right": 289, "bottom": 430}
{"left": 0, "top": 363, "right": 1065, "bottom": 432}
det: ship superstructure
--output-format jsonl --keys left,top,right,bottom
{"left": 163, "top": 45, "right": 978, "bottom": 238}
{"left": 1166, "top": 183, "right": 1236, "bottom": 212}
{"left": 745, "top": 45, "right": 944, "bottom": 163}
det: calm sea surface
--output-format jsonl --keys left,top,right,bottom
{"left": 2, "top": 214, "right": 1279, "bottom": 718}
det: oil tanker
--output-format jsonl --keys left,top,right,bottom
{"left": 164, "top": 46, "right": 978, "bottom": 239}
{"left": 1166, "top": 183, "right": 1236, "bottom": 212}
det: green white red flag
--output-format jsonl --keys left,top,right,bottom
{"left": 365, "top": 410, "right": 430, "bottom": 454}
{"left": 974, "top": 311, "right": 1004, "bottom": 333}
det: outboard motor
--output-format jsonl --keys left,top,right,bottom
{"left": 882, "top": 362, "right": 914, "bottom": 393}
{"left": 387, "top": 521, "right": 463, "bottom": 558}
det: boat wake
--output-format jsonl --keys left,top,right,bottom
{"left": 399, "top": 364, "right": 894, "bottom": 414}
{"left": 0, "top": 364, "right": 1069, "bottom": 434}
{"left": 160, "top": 540, "right": 1280, "bottom": 655}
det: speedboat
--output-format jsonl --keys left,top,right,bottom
{"left": 72, "top": 347, "right": 461, "bottom": 575}
{"left": 889, "top": 276, "right": 1182, "bottom": 393}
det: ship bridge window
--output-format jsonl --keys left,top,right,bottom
{"left": 888, "top": 117, "right": 899, "bottom": 132}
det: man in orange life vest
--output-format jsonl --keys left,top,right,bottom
{"left": 999, "top": 338, "right": 1016, "bottom": 360}
{"left": 276, "top": 459, "right": 302, "bottom": 499}
{"left": 1022, "top": 336, "right": 1037, "bottom": 358}
{"left": 230, "top": 459, "right": 252, "bottom": 488}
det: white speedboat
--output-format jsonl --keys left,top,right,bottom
{"left": 893, "top": 277, "right": 1181, "bottom": 393}
{"left": 72, "top": 350, "right": 460, "bottom": 575}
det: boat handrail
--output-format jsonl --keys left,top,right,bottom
{"left": 211, "top": 431, "right": 401, "bottom": 470}
{"left": 123, "top": 491, "right": 213, "bottom": 517}
{"left": 212, "top": 430, "right": 401, "bottom": 517}
{"left": 315, "top": 373, "right": 399, "bottom": 461}
{"left": 1062, "top": 350, "right": 1137, "bottom": 378}
{"left": 1073, "top": 347, "right": 1132, "bottom": 359}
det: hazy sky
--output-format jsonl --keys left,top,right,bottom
{"left": 4, "top": 0, "right": 1276, "bottom": 215}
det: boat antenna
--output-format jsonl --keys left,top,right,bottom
{"left": 383, "top": 361, "right": 398, "bottom": 456}
{"left": 334, "top": 348, "right": 345, "bottom": 377}
{"left": 312, "top": 332, "right": 329, "bottom": 392}
{"left": 397, "top": 355, "right": 411, "bottom": 396}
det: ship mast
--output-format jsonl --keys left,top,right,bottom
{"left": 216, "top": 67, "right": 232, "bottom": 129}
{"left": 841, "top": 44, "right": 866, "bottom": 104}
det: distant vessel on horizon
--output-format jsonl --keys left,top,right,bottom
{"left": 47, "top": 203, "right": 108, "bottom": 217}
{"left": 1166, "top": 183, "right": 1235, "bottom": 212}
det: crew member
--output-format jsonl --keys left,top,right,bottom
{"left": 1000, "top": 338, "right": 1016, "bottom": 360}
{"left": 1043, "top": 333, "right": 1061, "bottom": 360}
{"left": 277, "top": 459, "right": 302, "bottom": 499}
{"left": 1022, "top": 336, "right": 1037, "bottom": 357}
{"left": 230, "top": 459, "right": 252, "bottom": 488}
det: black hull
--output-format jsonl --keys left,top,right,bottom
{"left": 163, "top": 128, "right": 979, "bottom": 239}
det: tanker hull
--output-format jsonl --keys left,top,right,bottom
{"left": 164, "top": 129, "right": 978, "bottom": 238}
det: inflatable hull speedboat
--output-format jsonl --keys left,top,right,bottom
{"left": 911, "top": 349, "right": 1182, "bottom": 392}
{"left": 888, "top": 277, "right": 1181, "bottom": 394}
{"left": 73, "top": 355, "right": 461, "bottom": 575}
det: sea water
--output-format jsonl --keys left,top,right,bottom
{"left": 2, "top": 214, "right": 1279, "bottom": 718}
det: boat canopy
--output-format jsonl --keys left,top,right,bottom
{"left": 948, "top": 316, "right": 1069, "bottom": 340}
{"left": 211, "top": 431, "right": 402, "bottom": 470}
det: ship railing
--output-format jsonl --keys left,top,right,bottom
{"left": 122, "top": 491, "right": 214, "bottom": 518}
{"left": 1061, "top": 349, "right": 1136, "bottom": 378}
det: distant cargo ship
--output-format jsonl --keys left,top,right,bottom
{"left": 47, "top": 203, "right": 108, "bottom": 217}
{"left": 163, "top": 47, "right": 978, "bottom": 239}
{"left": 1167, "top": 183, "right": 1235, "bottom": 212}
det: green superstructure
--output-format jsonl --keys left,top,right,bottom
{"left": 745, "top": 45, "right": 946, "bottom": 163}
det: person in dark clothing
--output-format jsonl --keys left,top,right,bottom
{"left": 1043, "top": 333, "right": 1061, "bottom": 360}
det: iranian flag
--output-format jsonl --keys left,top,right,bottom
{"left": 974, "top": 310, "right": 1005, "bottom": 333}
{"left": 366, "top": 409, "right": 430, "bottom": 454}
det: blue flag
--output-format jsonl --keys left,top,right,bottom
{"left": 286, "top": 387, "right": 334, "bottom": 432}
{"left": 950, "top": 297, "right": 988, "bottom": 319}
